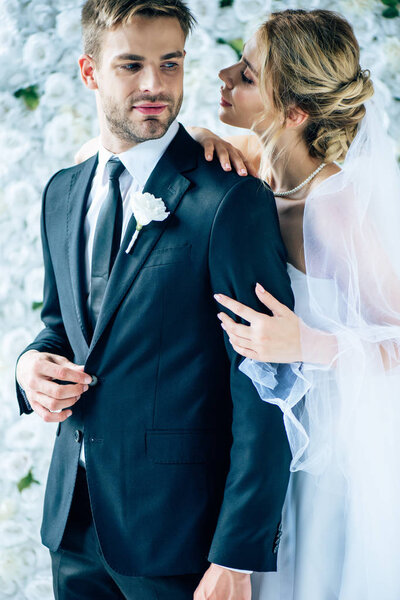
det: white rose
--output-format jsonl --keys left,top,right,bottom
{"left": 0, "top": 575, "right": 18, "bottom": 596}
{"left": 1, "top": 451, "right": 33, "bottom": 483}
{"left": 29, "top": 4, "right": 56, "bottom": 32}
{"left": 0, "top": 129, "right": 31, "bottom": 166}
{"left": 188, "top": 0, "right": 219, "bottom": 31}
{"left": 43, "top": 72, "right": 75, "bottom": 108}
{"left": 1, "top": 328, "right": 33, "bottom": 367}
{"left": 4, "top": 181, "right": 39, "bottom": 219}
{"left": 56, "top": 8, "right": 82, "bottom": 44}
{"left": 0, "top": 520, "right": 28, "bottom": 548}
{"left": 24, "top": 576, "right": 54, "bottom": 600}
{"left": 0, "top": 498, "right": 18, "bottom": 522}
{"left": 234, "top": 0, "right": 271, "bottom": 23}
{"left": 5, "top": 416, "right": 44, "bottom": 451}
{"left": 213, "top": 7, "right": 243, "bottom": 40}
{"left": 23, "top": 33, "right": 61, "bottom": 73}
{"left": 0, "top": 92, "right": 24, "bottom": 123}
{"left": 129, "top": 192, "right": 170, "bottom": 227}
{"left": 24, "top": 267, "right": 44, "bottom": 305}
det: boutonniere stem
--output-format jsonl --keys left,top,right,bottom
{"left": 125, "top": 192, "right": 169, "bottom": 255}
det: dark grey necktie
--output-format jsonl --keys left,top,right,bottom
{"left": 88, "top": 157, "right": 125, "bottom": 329}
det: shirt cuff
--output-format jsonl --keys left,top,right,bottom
{"left": 214, "top": 564, "right": 253, "bottom": 574}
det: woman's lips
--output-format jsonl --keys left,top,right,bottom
{"left": 133, "top": 105, "right": 167, "bottom": 115}
{"left": 220, "top": 96, "right": 232, "bottom": 108}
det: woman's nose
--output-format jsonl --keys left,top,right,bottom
{"left": 219, "top": 67, "right": 234, "bottom": 90}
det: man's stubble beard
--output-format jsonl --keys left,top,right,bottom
{"left": 101, "top": 92, "right": 183, "bottom": 145}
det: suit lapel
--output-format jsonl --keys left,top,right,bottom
{"left": 67, "top": 155, "right": 98, "bottom": 350}
{"left": 87, "top": 126, "right": 197, "bottom": 356}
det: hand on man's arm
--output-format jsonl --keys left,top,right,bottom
{"left": 16, "top": 350, "right": 92, "bottom": 423}
{"left": 206, "top": 177, "right": 294, "bottom": 574}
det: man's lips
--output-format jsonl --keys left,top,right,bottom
{"left": 133, "top": 104, "right": 168, "bottom": 115}
{"left": 220, "top": 96, "right": 232, "bottom": 108}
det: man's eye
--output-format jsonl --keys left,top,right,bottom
{"left": 121, "top": 63, "right": 141, "bottom": 71}
{"left": 162, "top": 62, "right": 178, "bottom": 69}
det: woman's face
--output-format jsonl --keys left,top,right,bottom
{"left": 219, "top": 33, "right": 275, "bottom": 133}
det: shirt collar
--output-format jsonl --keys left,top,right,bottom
{"left": 98, "top": 120, "right": 179, "bottom": 188}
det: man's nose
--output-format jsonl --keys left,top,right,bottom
{"left": 138, "top": 66, "right": 163, "bottom": 94}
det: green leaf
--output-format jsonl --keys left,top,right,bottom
{"left": 14, "top": 85, "right": 40, "bottom": 111}
{"left": 381, "top": 0, "right": 398, "bottom": 6}
{"left": 217, "top": 37, "right": 244, "bottom": 59}
{"left": 382, "top": 5, "right": 399, "bottom": 17}
{"left": 32, "top": 301, "right": 43, "bottom": 311}
{"left": 17, "top": 469, "right": 40, "bottom": 493}
{"left": 220, "top": 0, "right": 234, "bottom": 7}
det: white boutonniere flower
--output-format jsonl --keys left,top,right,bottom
{"left": 125, "top": 191, "right": 170, "bottom": 254}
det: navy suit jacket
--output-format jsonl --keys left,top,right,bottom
{"left": 16, "top": 125, "right": 294, "bottom": 576}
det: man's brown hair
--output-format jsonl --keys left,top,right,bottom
{"left": 81, "top": 0, "right": 196, "bottom": 61}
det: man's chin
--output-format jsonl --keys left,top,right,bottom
{"left": 131, "top": 117, "right": 171, "bottom": 141}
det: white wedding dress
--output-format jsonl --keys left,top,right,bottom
{"left": 241, "top": 100, "right": 400, "bottom": 599}
{"left": 250, "top": 264, "right": 352, "bottom": 600}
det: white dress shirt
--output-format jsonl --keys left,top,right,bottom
{"left": 79, "top": 120, "right": 252, "bottom": 575}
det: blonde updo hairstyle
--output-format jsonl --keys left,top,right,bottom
{"left": 256, "top": 9, "right": 374, "bottom": 177}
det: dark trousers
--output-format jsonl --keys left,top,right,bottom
{"left": 50, "top": 466, "right": 204, "bottom": 599}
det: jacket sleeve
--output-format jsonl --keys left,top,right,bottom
{"left": 207, "top": 176, "right": 294, "bottom": 572}
{"left": 15, "top": 173, "right": 74, "bottom": 416}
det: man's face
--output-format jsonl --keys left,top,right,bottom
{"left": 93, "top": 16, "right": 185, "bottom": 144}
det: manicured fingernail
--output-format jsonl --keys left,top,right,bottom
{"left": 214, "top": 294, "right": 222, "bottom": 301}
{"left": 224, "top": 164, "right": 231, "bottom": 170}
{"left": 256, "top": 283, "right": 265, "bottom": 293}
{"left": 221, "top": 323, "right": 226, "bottom": 330}
{"left": 217, "top": 313, "right": 223, "bottom": 320}
{"left": 84, "top": 385, "right": 89, "bottom": 391}
{"left": 240, "top": 169, "right": 247, "bottom": 176}
{"left": 206, "top": 154, "right": 212, "bottom": 160}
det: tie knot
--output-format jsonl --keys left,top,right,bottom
{"left": 106, "top": 157, "right": 125, "bottom": 181}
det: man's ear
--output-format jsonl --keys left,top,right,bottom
{"left": 78, "top": 54, "right": 98, "bottom": 91}
{"left": 286, "top": 105, "right": 308, "bottom": 129}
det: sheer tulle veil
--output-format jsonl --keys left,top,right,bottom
{"left": 240, "top": 98, "right": 400, "bottom": 596}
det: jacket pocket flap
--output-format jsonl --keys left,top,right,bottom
{"left": 146, "top": 430, "right": 216, "bottom": 464}
{"left": 143, "top": 244, "right": 191, "bottom": 268}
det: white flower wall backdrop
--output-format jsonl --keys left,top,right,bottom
{"left": 0, "top": 0, "right": 399, "bottom": 597}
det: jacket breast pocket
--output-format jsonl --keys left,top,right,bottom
{"left": 145, "top": 430, "right": 216, "bottom": 464}
{"left": 142, "top": 243, "right": 191, "bottom": 268}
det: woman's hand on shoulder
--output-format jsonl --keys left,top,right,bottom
{"left": 75, "top": 136, "right": 100, "bottom": 165}
{"left": 188, "top": 126, "right": 258, "bottom": 177}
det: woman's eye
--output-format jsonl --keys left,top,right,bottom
{"left": 241, "top": 71, "right": 254, "bottom": 85}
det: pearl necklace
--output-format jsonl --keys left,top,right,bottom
{"left": 274, "top": 162, "right": 327, "bottom": 197}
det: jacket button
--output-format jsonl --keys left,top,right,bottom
{"left": 88, "top": 375, "right": 98, "bottom": 387}
{"left": 74, "top": 429, "right": 82, "bottom": 443}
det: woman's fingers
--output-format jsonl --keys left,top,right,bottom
{"left": 217, "top": 312, "right": 252, "bottom": 341}
{"left": 255, "top": 283, "right": 286, "bottom": 316}
{"left": 229, "top": 340, "right": 259, "bottom": 360}
{"left": 214, "top": 294, "right": 258, "bottom": 323}
{"left": 214, "top": 144, "right": 232, "bottom": 171}
{"left": 227, "top": 149, "right": 248, "bottom": 176}
{"left": 204, "top": 140, "right": 215, "bottom": 161}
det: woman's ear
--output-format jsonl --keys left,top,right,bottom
{"left": 286, "top": 105, "right": 308, "bottom": 129}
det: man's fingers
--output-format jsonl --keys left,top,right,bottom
{"left": 214, "top": 294, "right": 258, "bottom": 323}
{"left": 30, "top": 398, "right": 73, "bottom": 423}
{"left": 39, "top": 358, "right": 92, "bottom": 385}
{"left": 39, "top": 379, "right": 88, "bottom": 400}
{"left": 34, "top": 390, "right": 81, "bottom": 412}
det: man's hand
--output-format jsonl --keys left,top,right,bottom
{"left": 16, "top": 350, "right": 93, "bottom": 422}
{"left": 194, "top": 564, "right": 251, "bottom": 600}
